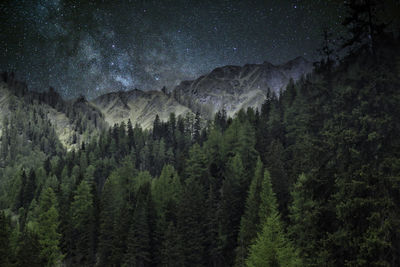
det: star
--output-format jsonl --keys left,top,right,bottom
{"left": 1, "top": 0, "right": 346, "bottom": 98}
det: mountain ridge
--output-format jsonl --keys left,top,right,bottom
{"left": 171, "top": 56, "right": 313, "bottom": 117}
{"left": 0, "top": 56, "right": 313, "bottom": 150}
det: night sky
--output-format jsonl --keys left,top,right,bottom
{"left": 0, "top": 0, "right": 345, "bottom": 99}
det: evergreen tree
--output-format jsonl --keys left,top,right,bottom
{"left": 193, "top": 111, "right": 201, "bottom": 143}
{"left": 341, "top": 0, "right": 386, "bottom": 56}
{"left": 16, "top": 229, "right": 43, "bottom": 267}
{"left": 204, "top": 186, "right": 223, "bottom": 267}
{"left": 288, "top": 173, "right": 321, "bottom": 266}
{"left": 124, "top": 180, "right": 155, "bottom": 266}
{"left": 37, "top": 187, "right": 63, "bottom": 266}
{"left": 0, "top": 211, "right": 12, "bottom": 266}
{"left": 246, "top": 169, "right": 301, "bottom": 267}
{"left": 70, "top": 180, "right": 95, "bottom": 265}
{"left": 235, "top": 158, "right": 263, "bottom": 267}
{"left": 161, "top": 222, "right": 183, "bottom": 267}
{"left": 220, "top": 154, "right": 246, "bottom": 266}
{"left": 246, "top": 212, "right": 301, "bottom": 267}
{"left": 265, "top": 140, "right": 290, "bottom": 218}
{"left": 185, "top": 144, "right": 208, "bottom": 185}
{"left": 258, "top": 170, "right": 278, "bottom": 224}
{"left": 177, "top": 177, "right": 206, "bottom": 266}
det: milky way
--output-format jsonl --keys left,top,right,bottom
{"left": 1, "top": 0, "right": 345, "bottom": 99}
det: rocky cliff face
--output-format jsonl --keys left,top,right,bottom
{"left": 172, "top": 56, "right": 313, "bottom": 117}
{"left": 91, "top": 89, "right": 192, "bottom": 129}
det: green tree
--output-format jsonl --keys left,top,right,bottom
{"left": 220, "top": 154, "right": 246, "bottom": 266}
{"left": 16, "top": 229, "right": 43, "bottom": 267}
{"left": 161, "top": 222, "right": 183, "bottom": 267}
{"left": 0, "top": 211, "right": 12, "bottom": 266}
{"left": 70, "top": 180, "right": 95, "bottom": 265}
{"left": 288, "top": 173, "right": 321, "bottom": 266}
{"left": 185, "top": 144, "right": 208, "bottom": 186}
{"left": 177, "top": 177, "right": 206, "bottom": 266}
{"left": 246, "top": 169, "right": 301, "bottom": 267}
{"left": 265, "top": 140, "right": 290, "bottom": 218}
{"left": 124, "top": 199, "right": 152, "bottom": 267}
{"left": 235, "top": 158, "right": 264, "bottom": 267}
{"left": 37, "top": 187, "right": 63, "bottom": 266}
{"left": 258, "top": 170, "right": 278, "bottom": 224}
{"left": 246, "top": 212, "right": 301, "bottom": 267}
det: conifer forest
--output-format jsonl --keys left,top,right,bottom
{"left": 0, "top": 0, "right": 400, "bottom": 266}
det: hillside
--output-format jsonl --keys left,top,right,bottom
{"left": 0, "top": 73, "right": 106, "bottom": 151}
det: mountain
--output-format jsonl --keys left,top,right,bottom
{"left": 172, "top": 56, "right": 313, "bottom": 117}
{"left": 91, "top": 89, "right": 192, "bottom": 129}
{"left": 0, "top": 56, "right": 312, "bottom": 151}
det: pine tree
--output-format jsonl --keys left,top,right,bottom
{"left": 288, "top": 173, "right": 321, "bottom": 266}
{"left": 265, "top": 140, "right": 290, "bottom": 218}
{"left": 177, "top": 177, "right": 206, "bottom": 266}
{"left": 246, "top": 212, "right": 301, "bottom": 267}
{"left": 37, "top": 187, "right": 63, "bottom": 266}
{"left": 16, "top": 229, "right": 43, "bottom": 267}
{"left": 185, "top": 143, "right": 208, "bottom": 185}
{"left": 193, "top": 111, "right": 201, "bottom": 143}
{"left": 341, "top": 0, "right": 386, "bottom": 56}
{"left": 23, "top": 169, "right": 37, "bottom": 209}
{"left": 235, "top": 158, "right": 263, "bottom": 267}
{"left": 124, "top": 182, "right": 153, "bottom": 267}
{"left": 204, "top": 186, "right": 223, "bottom": 267}
{"left": 246, "top": 169, "right": 301, "bottom": 267}
{"left": 97, "top": 178, "right": 116, "bottom": 266}
{"left": 70, "top": 180, "right": 95, "bottom": 265}
{"left": 220, "top": 154, "right": 246, "bottom": 266}
{"left": 0, "top": 211, "right": 12, "bottom": 266}
{"left": 258, "top": 170, "right": 278, "bottom": 224}
{"left": 151, "top": 164, "right": 182, "bottom": 217}
{"left": 17, "top": 170, "right": 27, "bottom": 210}
{"left": 161, "top": 222, "right": 183, "bottom": 267}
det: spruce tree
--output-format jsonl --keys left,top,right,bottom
{"left": 16, "top": 229, "right": 43, "bottom": 267}
{"left": 288, "top": 173, "right": 321, "bottom": 266}
{"left": 220, "top": 154, "right": 246, "bottom": 266}
{"left": 37, "top": 187, "right": 63, "bottom": 266}
{"left": 177, "top": 177, "right": 206, "bottom": 266}
{"left": 235, "top": 158, "right": 263, "bottom": 267}
{"left": 161, "top": 222, "right": 183, "bottom": 267}
{"left": 124, "top": 181, "right": 154, "bottom": 266}
{"left": 246, "top": 170, "right": 301, "bottom": 267}
{"left": 246, "top": 212, "right": 301, "bottom": 267}
{"left": 70, "top": 180, "right": 95, "bottom": 265}
{"left": 0, "top": 211, "right": 12, "bottom": 266}
{"left": 258, "top": 170, "right": 278, "bottom": 223}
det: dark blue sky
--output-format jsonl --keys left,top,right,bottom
{"left": 1, "top": 0, "right": 345, "bottom": 98}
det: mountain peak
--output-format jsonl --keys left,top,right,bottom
{"left": 173, "top": 56, "right": 313, "bottom": 118}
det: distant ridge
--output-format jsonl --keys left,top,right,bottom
{"left": 172, "top": 56, "right": 313, "bottom": 117}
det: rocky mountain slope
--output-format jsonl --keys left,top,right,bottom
{"left": 172, "top": 56, "right": 313, "bottom": 117}
{"left": 91, "top": 89, "right": 192, "bottom": 129}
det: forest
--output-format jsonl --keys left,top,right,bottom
{"left": 1, "top": 1, "right": 400, "bottom": 267}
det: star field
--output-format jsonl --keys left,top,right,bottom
{"left": 0, "top": 0, "right": 345, "bottom": 99}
